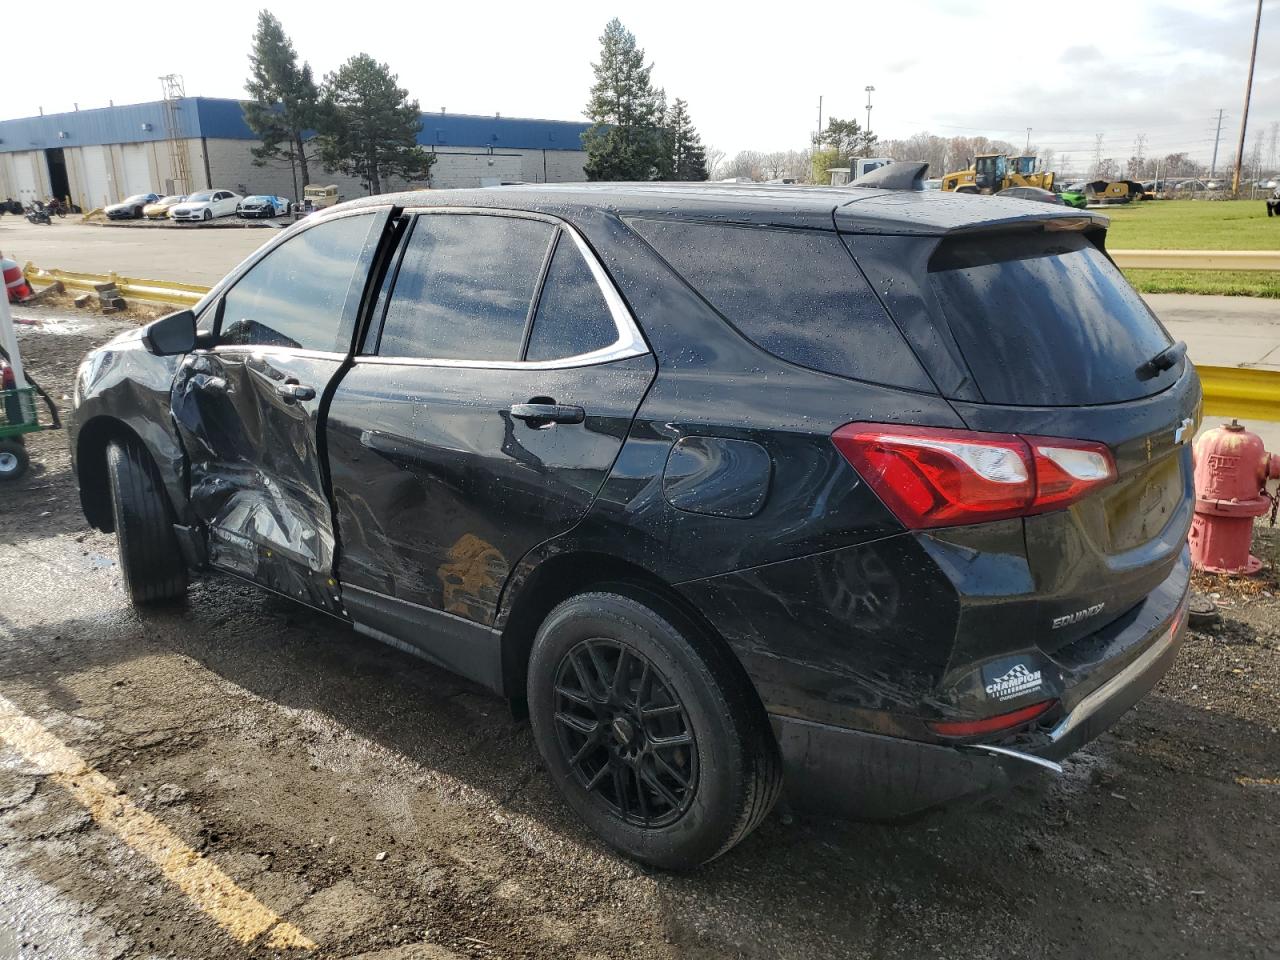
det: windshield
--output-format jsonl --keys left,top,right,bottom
{"left": 188, "top": 191, "right": 215, "bottom": 202}
{"left": 160, "top": 195, "right": 184, "bottom": 203}
{"left": 124, "top": 195, "right": 151, "bottom": 203}
{"left": 928, "top": 231, "right": 1176, "bottom": 406}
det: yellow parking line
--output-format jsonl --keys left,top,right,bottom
{"left": 0, "top": 693, "right": 315, "bottom": 951}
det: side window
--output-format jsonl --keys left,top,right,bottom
{"left": 377, "top": 213, "right": 554, "bottom": 361}
{"left": 524, "top": 233, "right": 618, "bottom": 361}
{"left": 219, "top": 213, "right": 379, "bottom": 352}
{"left": 626, "top": 217, "right": 932, "bottom": 392}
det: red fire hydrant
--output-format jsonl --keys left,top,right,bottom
{"left": 1189, "top": 420, "right": 1280, "bottom": 574}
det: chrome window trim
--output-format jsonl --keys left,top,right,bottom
{"left": 361, "top": 208, "right": 649, "bottom": 371}
{"left": 209, "top": 345, "right": 348, "bottom": 362}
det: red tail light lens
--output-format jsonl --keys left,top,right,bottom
{"left": 0, "top": 362, "right": 13, "bottom": 391}
{"left": 929, "top": 699, "right": 1056, "bottom": 738}
{"left": 832, "top": 423, "right": 1116, "bottom": 529}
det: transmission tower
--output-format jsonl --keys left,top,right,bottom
{"left": 1131, "top": 134, "right": 1147, "bottom": 177}
{"left": 159, "top": 74, "right": 193, "bottom": 195}
{"left": 1210, "top": 109, "right": 1225, "bottom": 178}
{"left": 1092, "top": 133, "right": 1105, "bottom": 177}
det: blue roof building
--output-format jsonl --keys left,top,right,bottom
{"left": 0, "top": 97, "right": 593, "bottom": 206}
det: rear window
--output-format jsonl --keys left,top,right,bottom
{"left": 627, "top": 218, "right": 932, "bottom": 392}
{"left": 927, "top": 231, "right": 1175, "bottom": 406}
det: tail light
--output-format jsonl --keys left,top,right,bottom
{"left": 929, "top": 699, "right": 1056, "bottom": 738}
{"left": 832, "top": 423, "right": 1116, "bottom": 529}
{"left": 1, "top": 361, "right": 13, "bottom": 391}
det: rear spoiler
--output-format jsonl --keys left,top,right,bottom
{"left": 853, "top": 161, "right": 929, "bottom": 191}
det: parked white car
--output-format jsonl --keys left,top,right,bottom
{"left": 170, "top": 190, "right": 242, "bottom": 222}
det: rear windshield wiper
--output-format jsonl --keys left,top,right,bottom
{"left": 1136, "top": 340, "right": 1187, "bottom": 382}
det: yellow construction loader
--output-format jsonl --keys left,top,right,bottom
{"left": 941, "top": 154, "right": 1055, "bottom": 194}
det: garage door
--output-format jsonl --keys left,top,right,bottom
{"left": 80, "top": 146, "right": 112, "bottom": 209}
{"left": 11, "top": 153, "right": 42, "bottom": 203}
{"left": 120, "top": 144, "right": 153, "bottom": 196}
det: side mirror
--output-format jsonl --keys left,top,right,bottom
{"left": 142, "top": 309, "right": 197, "bottom": 356}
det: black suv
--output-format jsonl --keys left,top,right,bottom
{"left": 68, "top": 182, "right": 1198, "bottom": 869}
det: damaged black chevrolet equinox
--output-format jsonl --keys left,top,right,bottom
{"left": 69, "top": 172, "right": 1198, "bottom": 869}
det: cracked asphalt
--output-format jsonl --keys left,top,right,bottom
{"left": 0, "top": 311, "right": 1277, "bottom": 959}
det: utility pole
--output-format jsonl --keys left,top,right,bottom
{"left": 864, "top": 86, "right": 875, "bottom": 141}
{"left": 1025, "top": 127, "right": 1032, "bottom": 153}
{"left": 1093, "top": 133, "right": 1105, "bottom": 177}
{"left": 1210, "top": 108, "right": 1225, "bottom": 177}
{"left": 1232, "top": 0, "right": 1264, "bottom": 195}
{"left": 816, "top": 95, "right": 823, "bottom": 145}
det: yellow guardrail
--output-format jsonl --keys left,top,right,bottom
{"left": 1111, "top": 250, "right": 1280, "bottom": 271}
{"left": 1197, "top": 365, "right": 1280, "bottom": 421}
{"left": 22, "top": 263, "right": 211, "bottom": 308}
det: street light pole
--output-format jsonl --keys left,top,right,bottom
{"left": 1232, "top": 0, "right": 1264, "bottom": 195}
{"left": 864, "top": 85, "right": 875, "bottom": 144}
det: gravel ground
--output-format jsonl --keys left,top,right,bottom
{"left": 0, "top": 307, "right": 1276, "bottom": 959}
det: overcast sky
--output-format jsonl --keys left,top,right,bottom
{"left": 2, "top": 0, "right": 1275, "bottom": 171}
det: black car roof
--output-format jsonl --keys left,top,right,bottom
{"left": 337, "top": 181, "right": 1108, "bottom": 236}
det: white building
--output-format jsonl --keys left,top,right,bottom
{"left": 0, "top": 97, "right": 593, "bottom": 208}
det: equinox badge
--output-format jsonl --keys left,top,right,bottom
{"left": 1052, "top": 602, "right": 1106, "bottom": 629}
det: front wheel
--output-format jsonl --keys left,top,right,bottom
{"left": 528, "top": 591, "right": 781, "bottom": 870}
{"left": 0, "top": 439, "right": 29, "bottom": 480}
{"left": 202, "top": 209, "right": 212, "bottom": 222}
{"left": 106, "top": 439, "right": 187, "bottom": 606}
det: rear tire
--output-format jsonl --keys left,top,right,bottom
{"left": 528, "top": 591, "right": 781, "bottom": 870}
{"left": 0, "top": 439, "right": 29, "bottom": 480}
{"left": 106, "top": 439, "right": 187, "bottom": 606}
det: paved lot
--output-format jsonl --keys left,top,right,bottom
{"left": 0, "top": 217, "right": 273, "bottom": 287}
{"left": 0, "top": 309, "right": 1276, "bottom": 959}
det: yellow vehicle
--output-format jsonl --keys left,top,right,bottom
{"left": 942, "top": 154, "right": 1055, "bottom": 194}
{"left": 303, "top": 184, "right": 339, "bottom": 211}
{"left": 143, "top": 195, "right": 186, "bottom": 219}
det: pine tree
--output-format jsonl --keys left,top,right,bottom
{"left": 581, "top": 19, "right": 667, "bottom": 181}
{"left": 242, "top": 11, "right": 320, "bottom": 198}
{"left": 667, "top": 98, "right": 708, "bottom": 181}
{"left": 317, "top": 54, "right": 435, "bottom": 195}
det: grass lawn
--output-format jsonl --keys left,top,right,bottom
{"left": 1103, "top": 199, "right": 1280, "bottom": 250}
{"left": 1102, "top": 200, "right": 1279, "bottom": 297}
{"left": 1123, "top": 268, "right": 1280, "bottom": 298}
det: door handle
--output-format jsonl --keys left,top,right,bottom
{"left": 276, "top": 380, "right": 316, "bottom": 403}
{"left": 510, "top": 402, "right": 585, "bottom": 426}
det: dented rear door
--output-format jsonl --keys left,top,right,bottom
{"left": 171, "top": 208, "right": 391, "bottom": 613}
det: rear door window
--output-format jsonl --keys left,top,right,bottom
{"left": 377, "top": 213, "right": 555, "bottom": 360}
{"left": 927, "top": 231, "right": 1175, "bottom": 406}
{"left": 627, "top": 218, "right": 932, "bottom": 392}
{"left": 524, "top": 232, "right": 618, "bottom": 361}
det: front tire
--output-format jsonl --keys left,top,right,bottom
{"left": 528, "top": 591, "right": 781, "bottom": 870}
{"left": 202, "top": 209, "right": 212, "bottom": 222}
{"left": 106, "top": 439, "right": 187, "bottom": 606}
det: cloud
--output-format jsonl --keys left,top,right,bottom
{"left": 1059, "top": 45, "right": 1103, "bottom": 64}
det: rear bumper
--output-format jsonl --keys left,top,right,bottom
{"left": 772, "top": 562, "right": 1189, "bottom": 820}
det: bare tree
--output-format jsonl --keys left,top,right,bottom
{"left": 705, "top": 145, "right": 726, "bottom": 180}
{"left": 782, "top": 148, "right": 812, "bottom": 181}
{"left": 761, "top": 152, "right": 789, "bottom": 180}
{"left": 720, "top": 150, "right": 766, "bottom": 181}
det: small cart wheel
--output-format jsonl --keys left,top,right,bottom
{"left": 0, "top": 439, "right": 29, "bottom": 481}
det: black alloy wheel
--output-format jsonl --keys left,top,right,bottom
{"left": 553, "top": 637, "right": 698, "bottom": 828}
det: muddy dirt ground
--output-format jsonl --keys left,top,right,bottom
{"left": 0, "top": 307, "right": 1276, "bottom": 959}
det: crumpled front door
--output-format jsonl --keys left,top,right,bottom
{"left": 172, "top": 347, "right": 346, "bottom": 614}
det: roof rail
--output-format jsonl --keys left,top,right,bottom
{"left": 853, "top": 161, "right": 929, "bottom": 191}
